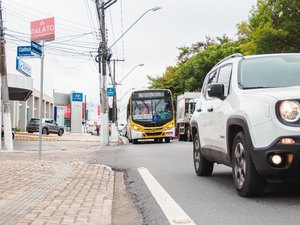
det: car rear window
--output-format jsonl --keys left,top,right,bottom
{"left": 29, "top": 119, "right": 39, "bottom": 125}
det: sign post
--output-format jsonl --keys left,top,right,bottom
{"left": 30, "top": 17, "right": 55, "bottom": 160}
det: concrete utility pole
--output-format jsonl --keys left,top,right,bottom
{"left": 95, "top": 0, "right": 117, "bottom": 146}
{"left": 0, "top": 0, "right": 13, "bottom": 150}
{"left": 110, "top": 59, "right": 124, "bottom": 124}
{"left": 109, "top": 59, "right": 124, "bottom": 142}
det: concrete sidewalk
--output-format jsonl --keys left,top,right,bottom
{"left": 0, "top": 160, "right": 115, "bottom": 225}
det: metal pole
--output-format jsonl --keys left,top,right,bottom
{"left": 38, "top": 40, "right": 45, "bottom": 160}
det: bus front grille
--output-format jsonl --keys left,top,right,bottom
{"left": 144, "top": 132, "right": 163, "bottom": 137}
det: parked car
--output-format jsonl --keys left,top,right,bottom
{"left": 1, "top": 126, "right": 15, "bottom": 139}
{"left": 26, "top": 118, "right": 64, "bottom": 136}
{"left": 190, "top": 53, "right": 300, "bottom": 197}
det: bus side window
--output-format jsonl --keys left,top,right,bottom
{"left": 127, "top": 103, "right": 130, "bottom": 119}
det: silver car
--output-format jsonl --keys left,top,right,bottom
{"left": 26, "top": 118, "right": 64, "bottom": 136}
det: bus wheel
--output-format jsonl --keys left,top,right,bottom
{"left": 133, "top": 139, "right": 138, "bottom": 144}
{"left": 165, "top": 137, "right": 170, "bottom": 143}
{"left": 159, "top": 138, "right": 163, "bottom": 143}
{"left": 154, "top": 139, "right": 158, "bottom": 143}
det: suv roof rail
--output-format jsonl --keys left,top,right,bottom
{"left": 213, "top": 53, "right": 244, "bottom": 68}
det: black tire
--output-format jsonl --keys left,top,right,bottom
{"left": 159, "top": 138, "right": 163, "bottom": 143}
{"left": 154, "top": 139, "right": 158, "bottom": 143}
{"left": 178, "top": 134, "right": 183, "bottom": 141}
{"left": 183, "top": 134, "right": 188, "bottom": 142}
{"left": 165, "top": 137, "right": 170, "bottom": 143}
{"left": 133, "top": 139, "right": 138, "bottom": 144}
{"left": 42, "top": 127, "right": 48, "bottom": 135}
{"left": 58, "top": 129, "right": 64, "bottom": 136}
{"left": 193, "top": 133, "right": 214, "bottom": 176}
{"left": 232, "top": 132, "right": 266, "bottom": 197}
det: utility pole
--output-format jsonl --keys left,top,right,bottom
{"left": 0, "top": 0, "right": 13, "bottom": 150}
{"left": 109, "top": 59, "right": 124, "bottom": 142}
{"left": 110, "top": 59, "right": 124, "bottom": 124}
{"left": 95, "top": 0, "right": 117, "bottom": 146}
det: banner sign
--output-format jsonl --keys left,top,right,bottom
{"left": 71, "top": 92, "right": 83, "bottom": 102}
{"left": 31, "top": 17, "right": 55, "bottom": 42}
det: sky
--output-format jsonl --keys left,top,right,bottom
{"left": 3, "top": 0, "right": 257, "bottom": 123}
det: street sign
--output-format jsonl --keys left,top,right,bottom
{"left": 31, "top": 41, "right": 42, "bottom": 57}
{"left": 16, "top": 58, "right": 31, "bottom": 77}
{"left": 31, "top": 17, "right": 55, "bottom": 42}
{"left": 107, "top": 88, "right": 115, "bottom": 97}
{"left": 71, "top": 92, "right": 83, "bottom": 102}
{"left": 17, "top": 46, "right": 32, "bottom": 57}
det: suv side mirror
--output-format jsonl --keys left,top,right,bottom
{"left": 207, "top": 83, "right": 225, "bottom": 100}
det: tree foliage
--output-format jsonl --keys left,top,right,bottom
{"left": 239, "top": 0, "right": 300, "bottom": 54}
{"left": 148, "top": 0, "right": 300, "bottom": 97}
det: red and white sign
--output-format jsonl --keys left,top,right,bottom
{"left": 31, "top": 17, "right": 55, "bottom": 42}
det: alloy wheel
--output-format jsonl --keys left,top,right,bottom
{"left": 234, "top": 142, "right": 246, "bottom": 189}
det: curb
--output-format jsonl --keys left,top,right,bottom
{"left": 14, "top": 135, "right": 62, "bottom": 141}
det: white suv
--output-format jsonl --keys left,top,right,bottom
{"left": 190, "top": 53, "right": 300, "bottom": 197}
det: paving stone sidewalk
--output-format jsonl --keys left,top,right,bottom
{"left": 0, "top": 160, "right": 115, "bottom": 225}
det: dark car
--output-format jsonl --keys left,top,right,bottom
{"left": 26, "top": 118, "right": 64, "bottom": 136}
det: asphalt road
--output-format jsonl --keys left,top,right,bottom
{"left": 11, "top": 138, "right": 300, "bottom": 225}
{"left": 92, "top": 139, "right": 300, "bottom": 225}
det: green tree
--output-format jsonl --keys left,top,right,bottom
{"left": 241, "top": 0, "right": 300, "bottom": 54}
{"left": 148, "top": 39, "right": 241, "bottom": 97}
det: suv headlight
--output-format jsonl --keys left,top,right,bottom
{"left": 279, "top": 100, "right": 300, "bottom": 123}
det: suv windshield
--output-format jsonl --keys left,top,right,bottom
{"left": 239, "top": 55, "right": 300, "bottom": 89}
{"left": 132, "top": 98, "right": 172, "bottom": 122}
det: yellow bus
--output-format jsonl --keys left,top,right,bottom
{"left": 126, "top": 89, "right": 175, "bottom": 144}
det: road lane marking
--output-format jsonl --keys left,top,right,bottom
{"left": 138, "top": 167, "right": 196, "bottom": 225}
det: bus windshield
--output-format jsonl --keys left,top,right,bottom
{"left": 132, "top": 98, "right": 172, "bottom": 122}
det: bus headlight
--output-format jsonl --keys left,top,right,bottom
{"left": 279, "top": 100, "right": 300, "bottom": 123}
{"left": 166, "top": 123, "right": 174, "bottom": 130}
{"left": 132, "top": 125, "right": 142, "bottom": 132}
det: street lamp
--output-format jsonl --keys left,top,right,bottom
{"left": 111, "top": 64, "right": 143, "bottom": 125}
{"left": 117, "top": 63, "right": 144, "bottom": 85}
{"left": 109, "top": 6, "right": 161, "bottom": 49}
{"left": 118, "top": 87, "right": 135, "bottom": 101}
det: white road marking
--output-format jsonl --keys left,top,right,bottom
{"left": 138, "top": 167, "right": 196, "bottom": 225}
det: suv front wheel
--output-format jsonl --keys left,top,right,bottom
{"left": 193, "top": 133, "right": 214, "bottom": 176}
{"left": 232, "top": 132, "right": 266, "bottom": 197}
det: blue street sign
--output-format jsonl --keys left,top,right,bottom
{"left": 107, "top": 87, "right": 115, "bottom": 97}
{"left": 16, "top": 58, "right": 31, "bottom": 77}
{"left": 71, "top": 92, "right": 83, "bottom": 102}
{"left": 31, "top": 41, "right": 42, "bottom": 57}
{"left": 17, "top": 46, "right": 32, "bottom": 57}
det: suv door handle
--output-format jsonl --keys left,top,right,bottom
{"left": 207, "top": 107, "right": 213, "bottom": 112}
{"left": 196, "top": 108, "right": 201, "bottom": 112}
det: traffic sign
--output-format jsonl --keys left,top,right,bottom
{"left": 17, "top": 46, "right": 32, "bottom": 57}
{"left": 31, "top": 41, "right": 42, "bottom": 57}
{"left": 107, "top": 88, "right": 115, "bottom": 97}
{"left": 16, "top": 58, "right": 31, "bottom": 77}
